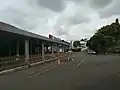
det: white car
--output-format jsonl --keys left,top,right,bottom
{"left": 68, "top": 50, "right": 72, "bottom": 53}
{"left": 87, "top": 49, "right": 96, "bottom": 54}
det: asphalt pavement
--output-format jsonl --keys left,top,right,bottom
{"left": 0, "top": 51, "right": 120, "bottom": 90}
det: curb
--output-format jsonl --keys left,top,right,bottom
{"left": 81, "top": 48, "right": 87, "bottom": 51}
{"left": 0, "top": 65, "right": 28, "bottom": 76}
{"left": 0, "top": 55, "right": 66, "bottom": 76}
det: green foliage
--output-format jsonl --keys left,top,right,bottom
{"left": 73, "top": 41, "right": 81, "bottom": 47}
{"left": 87, "top": 18, "right": 120, "bottom": 53}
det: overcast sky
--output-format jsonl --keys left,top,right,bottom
{"left": 0, "top": 0, "right": 120, "bottom": 41}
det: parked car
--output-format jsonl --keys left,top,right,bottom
{"left": 114, "top": 48, "right": 120, "bottom": 54}
{"left": 68, "top": 50, "right": 72, "bottom": 52}
{"left": 87, "top": 49, "right": 96, "bottom": 54}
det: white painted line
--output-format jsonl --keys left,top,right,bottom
{"left": 28, "top": 66, "right": 57, "bottom": 79}
{"left": 0, "top": 65, "right": 28, "bottom": 76}
{"left": 78, "top": 60, "right": 84, "bottom": 68}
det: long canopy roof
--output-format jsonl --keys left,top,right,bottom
{"left": 0, "top": 22, "right": 69, "bottom": 45}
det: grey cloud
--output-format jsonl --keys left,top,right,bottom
{"left": 68, "top": 0, "right": 84, "bottom": 3}
{"left": 53, "top": 3, "right": 91, "bottom": 37}
{"left": 54, "top": 20, "right": 69, "bottom": 36}
{"left": 70, "top": 15, "right": 90, "bottom": 25}
{"left": 0, "top": 8, "right": 35, "bottom": 30}
{"left": 0, "top": 8, "right": 27, "bottom": 29}
{"left": 1, "top": 0, "right": 117, "bottom": 41}
{"left": 90, "top": 0, "right": 112, "bottom": 9}
{"left": 54, "top": 15, "right": 90, "bottom": 37}
{"left": 55, "top": 27, "right": 68, "bottom": 36}
{"left": 0, "top": 1, "right": 55, "bottom": 31}
{"left": 38, "top": 0, "right": 64, "bottom": 12}
{"left": 98, "top": 0, "right": 120, "bottom": 18}
{"left": 37, "top": 0, "right": 85, "bottom": 12}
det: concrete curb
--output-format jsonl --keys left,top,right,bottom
{"left": 0, "top": 65, "right": 28, "bottom": 76}
{"left": 81, "top": 48, "right": 87, "bottom": 51}
{"left": 0, "top": 56, "right": 66, "bottom": 76}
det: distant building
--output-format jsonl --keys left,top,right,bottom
{"left": 69, "top": 41, "right": 73, "bottom": 49}
{"left": 80, "top": 41, "right": 87, "bottom": 48}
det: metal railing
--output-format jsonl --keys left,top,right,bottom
{"left": 0, "top": 52, "right": 68, "bottom": 72}
{"left": 0, "top": 56, "right": 25, "bottom": 71}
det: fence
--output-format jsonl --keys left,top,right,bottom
{"left": 0, "top": 56, "right": 25, "bottom": 71}
{"left": 0, "top": 52, "right": 68, "bottom": 71}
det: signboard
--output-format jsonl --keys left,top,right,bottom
{"left": 49, "top": 34, "right": 61, "bottom": 41}
{"left": 49, "top": 34, "right": 53, "bottom": 39}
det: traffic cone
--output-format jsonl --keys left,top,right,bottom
{"left": 57, "top": 59, "right": 61, "bottom": 68}
{"left": 72, "top": 55, "right": 75, "bottom": 61}
{"left": 57, "top": 59, "right": 61, "bottom": 65}
{"left": 67, "top": 57, "right": 70, "bottom": 61}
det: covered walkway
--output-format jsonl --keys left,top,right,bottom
{"left": 0, "top": 22, "right": 69, "bottom": 71}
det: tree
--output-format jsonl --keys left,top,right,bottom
{"left": 88, "top": 34, "right": 115, "bottom": 53}
{"left": 84, "top": 38, "right": 87, "bottom": 42}
{"left": 116, "top": 18, "right": 119, "bottom": 24}
{"left": 87, "top": 18, "right": 120, "bottom": 54}
{"left": 73, "top": 41, "right": 81, "bottom": 47}
{"left": 89, "top": 34, "right": 106, "bottom": 53}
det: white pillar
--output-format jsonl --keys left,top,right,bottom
{"left": 25, "top": 39, "right": 29, "bottom": 62}
{"left": 62, "top": 45, "right": 63, "bottom": 52}
{"left": 42, "top": 41, "right": 44, "bottom": 60}
{"left": 30, "top": 40, "right": 32, "bottom": 55}
{"left": 9, "top": 43, "right": 11, "bottom": 57}
{"left": 57, "top": 44, "right": 59, "bottom": 53}
{"left": 16, "top": 40, "right": 19, "bottom": 56}
{"left": 16, "top": 40, "right": 19, "bottom": 60}
{"left": 51, "top": 44, "right": 54, "bottom": 55}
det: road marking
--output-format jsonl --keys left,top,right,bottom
{"left": 78, "top": 60, "right": 84, "bottom": 68}
{"left": 28, "top": 57, "right": 76, "bottom": 79}
{"left": 27, "top": 66, "right": 57, "bottom": 79}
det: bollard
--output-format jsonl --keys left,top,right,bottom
{"left": 27, "top": 61, "right": 31, "bottom": 68}
{"left": 57, "top": 59, "right": 61, "bottom": 65}
{"left": 67, "top": 57, "right": 70, "bottom": 61}
{"left": 72, "top": 55, "right": 75, "bottom": 61}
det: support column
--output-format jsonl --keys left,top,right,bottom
{"left": 16, "top": 40, "right": 19, "bottom": 60}
{"left": 51, "top": 44, "right": 54, "bottom": 55}
{"left": 57, "top": 44, "right": 59, "bottom": 53}
{"left": 25, "top": 39, "right": 29, "bottom": 62}
{"left": 30, "top": 40, "right": 32, "bottom": 55}
{"left": 66, "top": 45, "right": 68, "bottom": 52}
{"left": 63, "top": 45, "right": 66, "bottom": 52}
{"left": 55, "top": 44, "right": 57, "bottom": 53}
{"left": 42, "top": 41, "right": 44, "bottom": 60}
{"left": 16, "top": 40, "right": 19, "bottom": 56}
{"left": 67, "top": 45, "right": 69, "bottom": 52}
{"left": 64, "top": 45, "right": 66, "bottom": 52}
{"left": 46, "top": 46, "right": 49, "bottom": 54}
{"left": 9, "top": 43, "right": 11, "bottom": 59}
{"left": 62, "top": 45, "right": 64, "bottom": 52}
